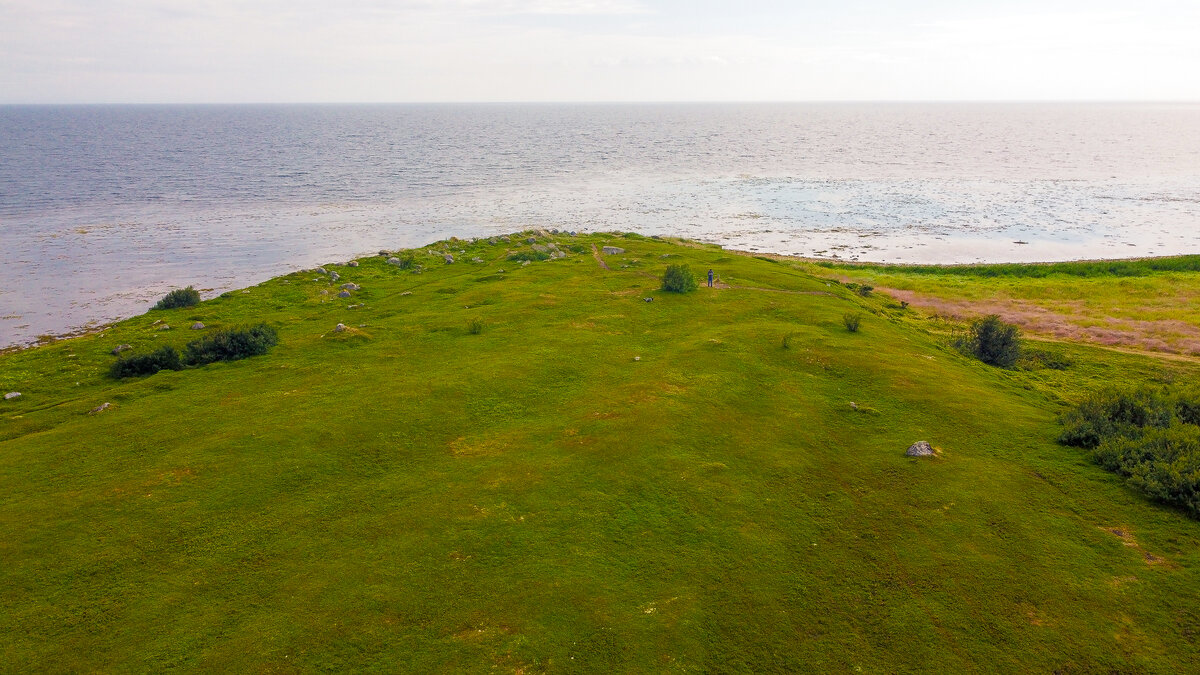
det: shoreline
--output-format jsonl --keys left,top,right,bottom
{"left": 5, "top": 232, "right": 1198, "bottom": 354}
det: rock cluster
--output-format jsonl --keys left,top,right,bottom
{"left": 602, "top": 246, "right": 625, "bottom": 255}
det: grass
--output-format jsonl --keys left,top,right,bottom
{"left": 3, "top": 232, "right": 1200, "bottom": 672}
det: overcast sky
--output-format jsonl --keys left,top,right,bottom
{"left": 2, "top": 0, "right": 1198, "bottom": 103}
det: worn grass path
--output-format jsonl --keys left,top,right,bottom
{"left": 2, "top": 233, "right": 1200, "bottom": 673}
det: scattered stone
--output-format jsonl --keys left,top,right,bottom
{"left": 379, "top": 250, "right": 391, "bottom": 256}
{"left": 521, "top": 260, "right": 531, "bottom": 266}
{"left": 387, "top": 257, "right": 402, "bottom": 265}
{"left": 633, "top": 356, "right": 641, "bottom": 361}
{"left": 338, "top": 290, "right": 352, "bottom": 298}
{"left": 4, "top": 392, "right": 21, "bottom": 401}
{"left": 471, "top": 257, "right": 484, "bottom": 264}
{"left": 487, "top": 237, "right": 497, "bottom": 245}
{"left": 191, "top": 322, "right": 205, "bottom": 330}
{"left": 152, "top": 319, "right": 163, "bottom": 326}
{"left": 906, "top": 441, "right": 936, "bottom": 457}
{"left": 644, "top": 297, "right": 653, "bottom": 302}
{"left": 347, "top": 304, "right": 360, "bottom": 309}
{"left": 317, "top": 267, "right": 327, "bottom": 274}
{"left": 348, "top": 261, "right": 359, "bottom": 267}
{"left": 569, "top": 231, "right": 577, "bottom": 236}
{"left": 242, "top": 290, "right": 250, "bottom": 294}
{"left": 551, "top": 250, "right": 566, "bottom": 259}
{"left": 849, "top": 402, "right": 858, "bottom": 410}
{"left": 111, "top": 344, "right": 132, "bottom": 355}
{"left": 547, "top": 242, "right": 558, "bottom": 250}
{"left": 330, "top": 272, "right": 340, "bottom": 281}
{"left": 602, "top": 246, "right": 625, "bottom": 255}
{"left": 320, "top": 290, "right": 329, "bottom": 295}
{"left": 500, "top": 236, "right": 510, "bottom": 243}
{"left": 334, "top": 323, "right": 347, "bottom": 332}
{"left": 400, "top": 291, "right": 412, "bottom": 296}
{"left": 340, "top": 283, "right": 360, "bottom": 291}
{"left": 443, "top": 254, "right": 455, "bottom": 264}
{"left": 551, "top": 228, "right": 560, "bottom": 234}
{"left": 532, "top": 244, "right": 548, "bottom": 253}
{"left": 157, "top": 324, "right": 171, "bottom": 331}
{"left": 498, "top": 269, "right": 505, "bottom": 273}
{"left": 90, "top": 402, "right": 111, "bottom": 414}
{"left": 526, "top": 237, "right": 537, "bottom": 245}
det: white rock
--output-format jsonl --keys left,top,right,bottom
{"left": 4, "top": 392, "right": 20, "bottom": 400}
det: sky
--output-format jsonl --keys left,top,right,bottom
{"left": 2, "top": 0, "right": 1198, "bottom": 103}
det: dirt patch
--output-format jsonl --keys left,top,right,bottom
{"left": 591, "top": 244, "right": 611, "bottom": 270}
{"left": 883, "top": 287, "right": 1200, "bottom": 356}
{"left": 1100, "top": 527, "right": 1173, "bottom": 568}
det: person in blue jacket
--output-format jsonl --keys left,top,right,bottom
{"left": 707, "top": 269, "right": 714, "bottom": 288}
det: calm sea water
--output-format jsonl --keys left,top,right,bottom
{"left": 2, "top": 103, "right": 1200, "bottom": 346}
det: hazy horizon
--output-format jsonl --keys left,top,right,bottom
{"left": 3, "top": 1, "right": 1198, "bottom": 105}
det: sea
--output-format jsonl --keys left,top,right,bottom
{"left": 2, "top": 102, "right": 1199, "bottom": 347}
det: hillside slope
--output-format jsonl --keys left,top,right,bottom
{"left": 2, "top": 233, "right": 1199, "bottom": 672}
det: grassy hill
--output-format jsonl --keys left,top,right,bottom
{"left": 3, "top": 232, "right": 1199, "bottom": 672}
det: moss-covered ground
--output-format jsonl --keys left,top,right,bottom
{"left": 3, "top": 233, "right": 1200, "bottom": 672}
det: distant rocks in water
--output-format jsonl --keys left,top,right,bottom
{"left": 90, "top": 402, "right": 111, "bottom": 414}
{"left": 905, "top": 441, "right": 935, "bottom": 457}
{"left": 191, "top": 322, "right": 205, "bottom": 330}
{"left": 443, "top": 254, "right": 455, "bottom": 263}
{"left": 347, "top": 261, "right": 359, "bottom": 267}
{"left": 111, "top": 344, "right": 132, "bottom": 355}
{"left": 334, "top": 323, "right": 347, "bottom": 332}
{"left": 4, "top": 392, "right": 21, "bottom": 401}
{"left": 602, "top": 246, "right": 625, "bottom": 255}
{"left": 340, "top": 283, "right": 360, "bottom": 291}
{"left": 338, "top": 290, "right": 352, "bottom": 298}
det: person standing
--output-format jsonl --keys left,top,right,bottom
{"left": 707, "top": 269, "right": 714, "bottom": 288}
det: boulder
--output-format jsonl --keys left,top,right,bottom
{"left": 443, "top": 254, "right": 455, "bottom": 263}
{"left": 644, "top": 297, "right": 653, "bottom": 302}
{"left": 602, "top": 246, "right": 625, "bottom": 255}
{"left": 330, "top": 272, "right": 340, "bottom": 281}
{"left": 317, "top": 267, "right": 327, "bottom": 274}
{"left": 487, "top": 237, "right": 497, "bottom": 245}
{"left": 471, "top": 257, "right": 484, "bottom": 264}
{"left": 348, "top": 261, "right": 359, "bottom": 267}
{"left": 338, "top": 290, "right": 352, "bottom": 298}
{"left": 334, "top": 323, "right": 347, "bottom": 332}
{"left": 500, "top": 236, "right": 510, "bottom": 243}
{"left": 90, "top": 402, "right": 111, "bottom": 414}
{"left": 387, "top": 257, "right": 402, "bottom": 265}
{"left": 526, "top": 237, "right": 537, "bottom": 245}
{"left": 111, "top": 344, "right": 132, "bottom": 355}
{"left": 191, "top": 322, "right": 205, "bottom": 330}
{"left": 906, "top": 441, "right": 935, "bottom": 457}
{"left": 4, "top": 392, "right": 20, "bottom": 401}
{"left": 532, "top": 244, "right": 548, "bottom": 253}
{"left": 340, "top": 283, "right": 360, "bottom": 291}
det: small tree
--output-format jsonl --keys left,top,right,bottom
{"left": 661, "top": 264, "right": 697, "bottom": 293}
{"left": 969, "top": 315, "right": 1020, "bottom": 367}
{"left": 156, "top": 286, "right": 201, "bottom": 310}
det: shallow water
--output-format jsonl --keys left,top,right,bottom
{"left": 2, "top": 102, "right": 1199, "bottom": 346}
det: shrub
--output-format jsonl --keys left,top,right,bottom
{"left": 184, "top": 324, "right": 278, "bottom": 366}
{"left": 1059, "top": 385, "right": 1200, "bottom": 517}
{"left": 967, "top": 315, "right": 1021, "bottom": 367}
{"left": 111, "top": 346, "right": 183, "bottom": 378}
{"left": 467, "top": 318, "right": 484, "bottom": 335}
{"left": 843, "top": 312, "right": 862, "bottom": 332}
{"left": 508, "top": 251, "right": 550, "bottom": 262}
{"left": 156, "top": 286, "right": 201, "bottom": 310}
{"left": 661, "top": 264, "right": 697, "bottom": 293}
{"left": 393, "top": 251, "right": 419, "bottom": 270}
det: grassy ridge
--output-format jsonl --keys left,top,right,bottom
{"left": 818, "top": 254, "right": 1200, "bottom": 278}
{"left": 2, "top": 234, "right": 1200, "bottom": 672}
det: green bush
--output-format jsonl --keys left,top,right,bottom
{"left": 184, "top": 324, "right": 278, "bottom": 366}
{"left": 661, "top": 264, "right": 697, "bottom": 293}
{"left": 1060, "top": 385, "right": 1200, "bottom": 517}
{"left": 156, "top": 286, "right": 201, "bottom": 310}
{"left": 843, "top": 312, "right": 862, "bottom": 332}
{"left": 508, "top": 251, "right": 550, "bottom": 262}
{"left": 111, "top": 346, "right": 183, "bottom": 378}
{"left": 394, "top": 251, "right": 419, "bottom": 270}
{"left": 467, "top": 318, "right": 484, "bottom": 335}
{"left": 967, "top": 315, "right": 1021, "bottom": 367}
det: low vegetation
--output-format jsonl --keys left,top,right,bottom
{"left": 3, "top": 232, "right": 1200, "bottom": 672}
{"left": 109, "top": 345, "right": 183, "bottom": 378}
{"left": 1060, "top": 386, "right": 1200, "bottom": 517}
{"left": 183, "top": 324, "right": 278, "bottom": 366}
{"left": 154, "top": 286, "right": 201, "bottom": 310}
{"left": 963, "top": 314, "right": 1022, "bottom": 367}
{"left": 661, "top": 263, "right": 697, "bottom": 292}
{"left": 842, "top": 311, "right": 862, "bottom": 332}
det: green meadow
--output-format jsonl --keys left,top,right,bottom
{"left": 3, "top": 233, "right": 1200, "bottom": 672}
